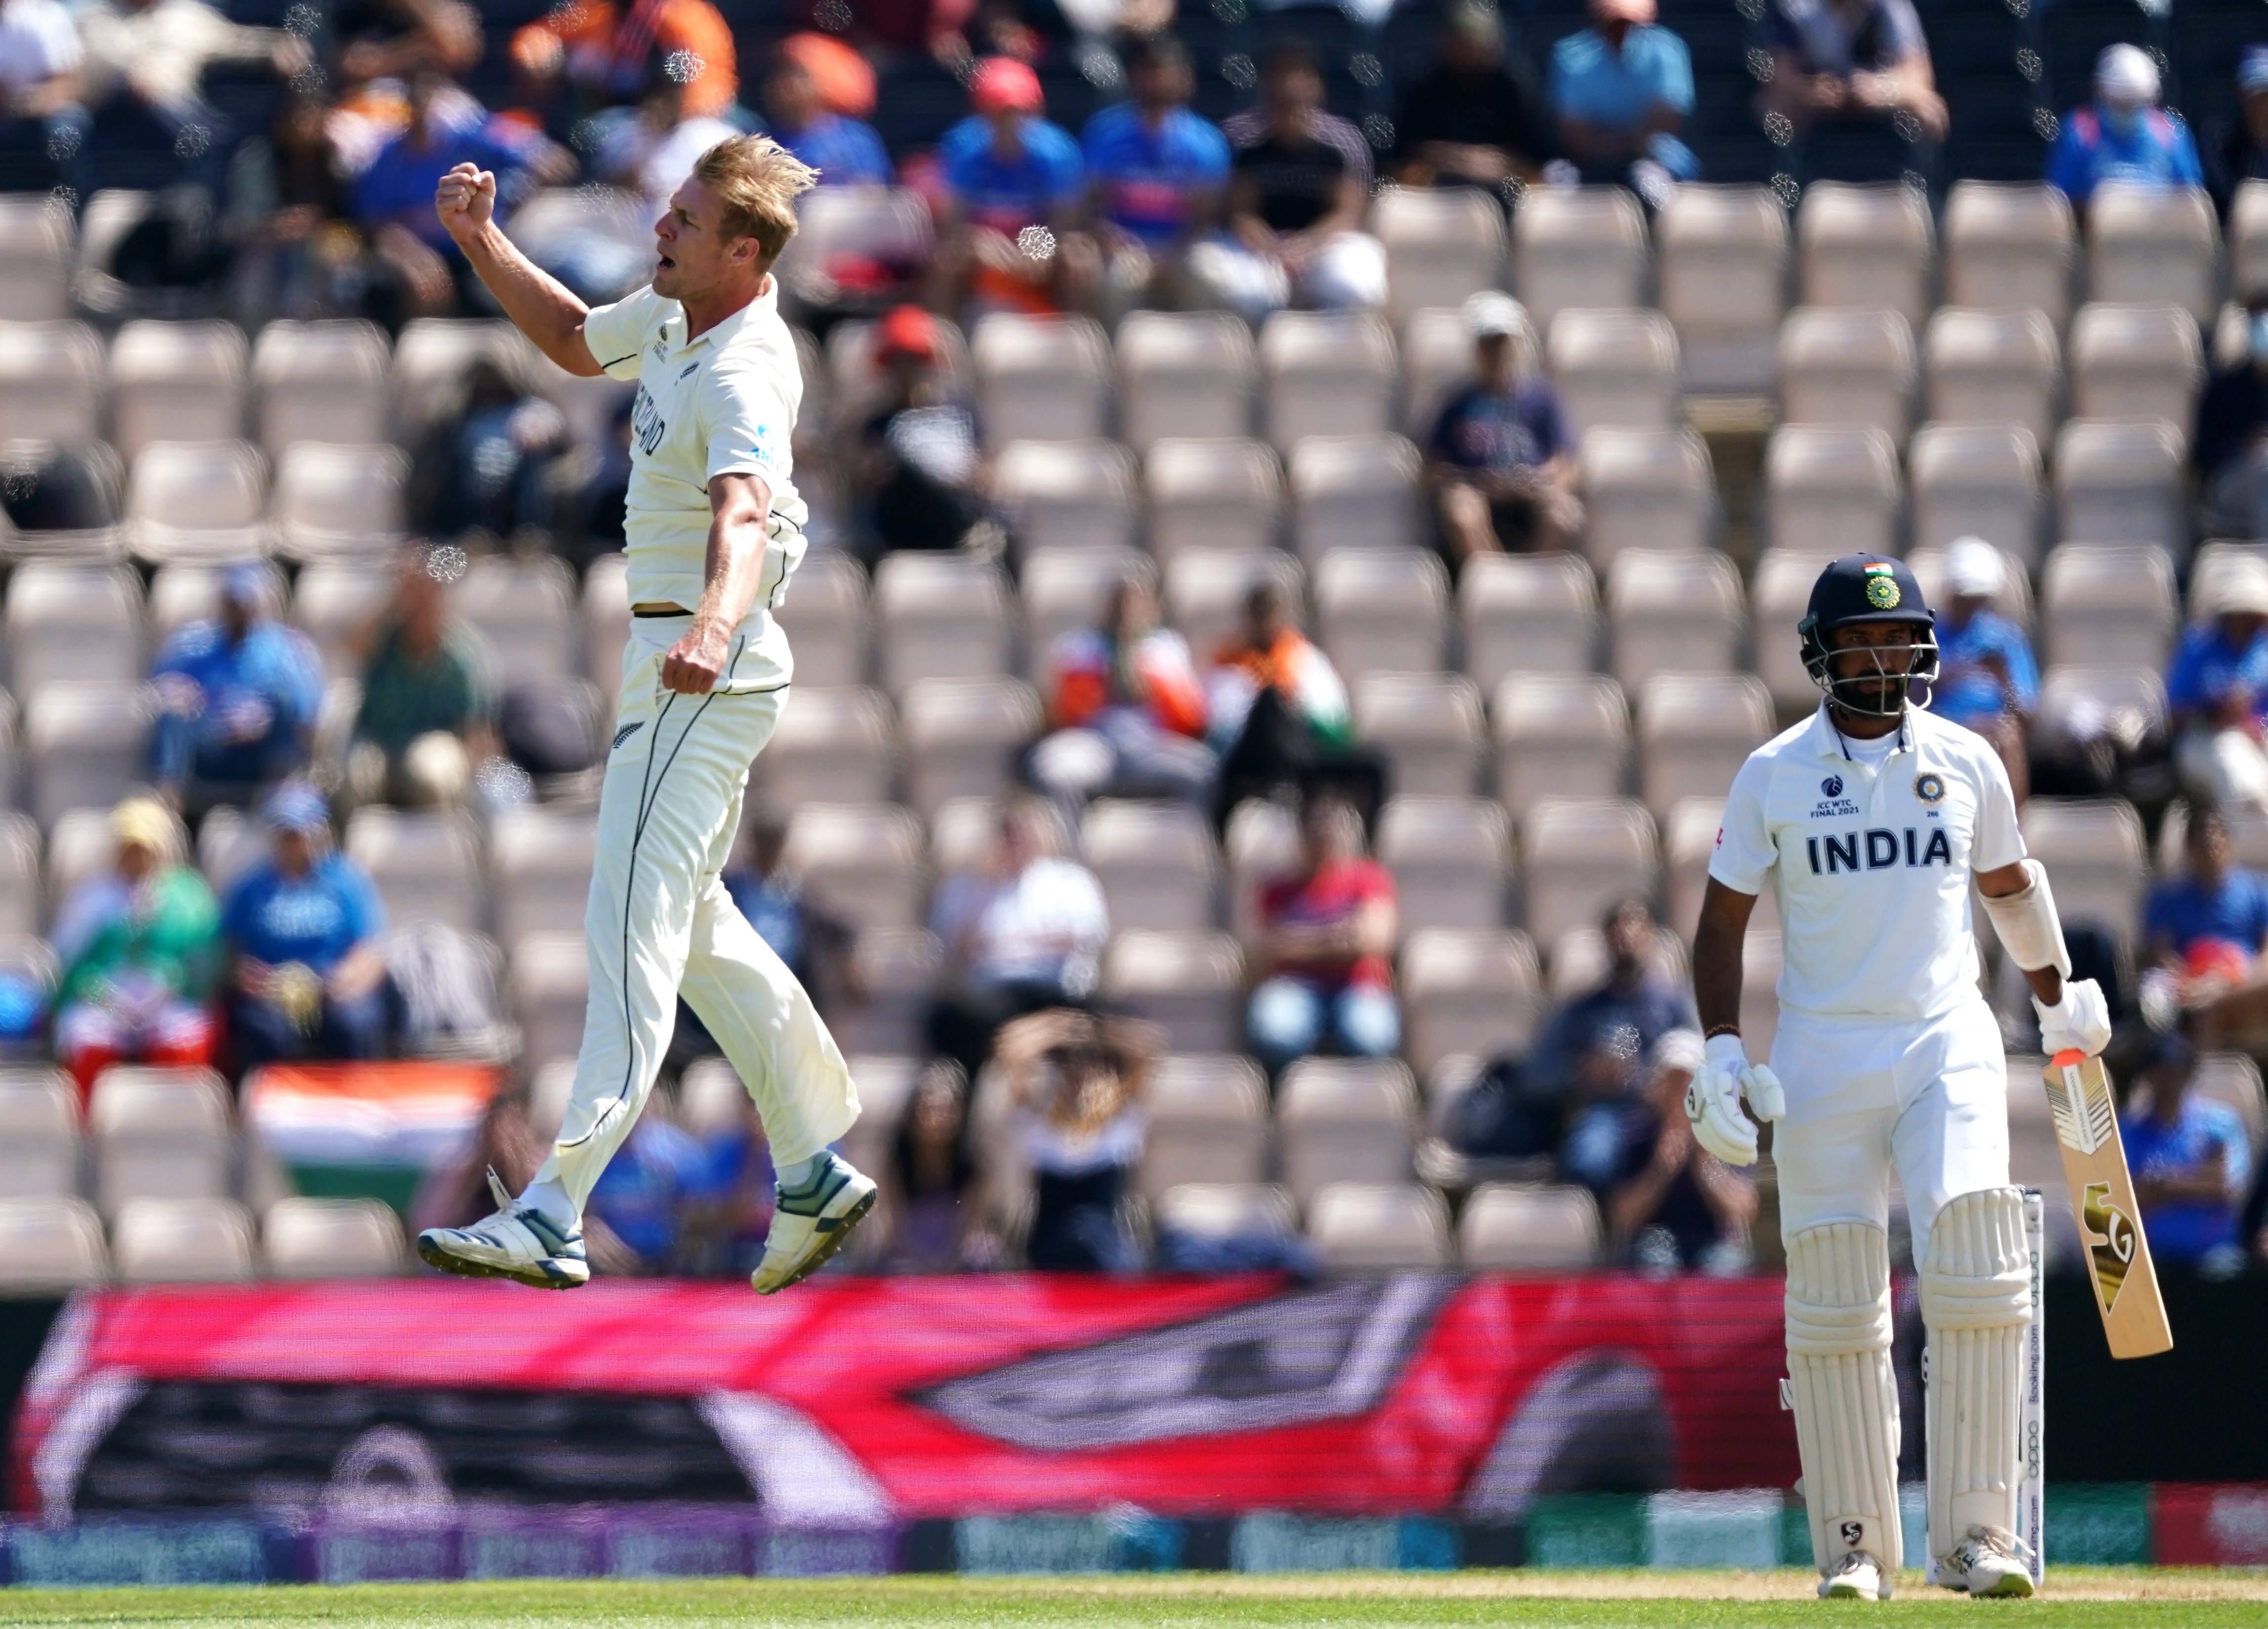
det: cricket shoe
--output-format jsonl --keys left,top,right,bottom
{"left": 1817, "top": 1550, "right": 1891, "bottom": 1600}
{"left": 751, "top": 1151, "right": 876, "bottom": 1294}
{"left": 1939, "top": 1526, "right": 2035, "bottom": 1598}
{"left": 416, "top": 1168, "right": 589, "bottom": 1289}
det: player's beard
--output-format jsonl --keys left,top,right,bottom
{"left": 1834, "top": 652, "right": 1909, "bottom": 717}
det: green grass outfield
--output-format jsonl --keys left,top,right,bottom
{"left": 1, "top": 1572, "right": 2268, "bottom": 1629}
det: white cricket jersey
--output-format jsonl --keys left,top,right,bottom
{"left": 1708, "top": 703, "right": 2027, "bottom": 1023}
{"left": 580, "top": 280, "right": 810, "bottom": 670}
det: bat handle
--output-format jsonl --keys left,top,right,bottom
{"left": 2050, "top": 1049, "right": 2086, "bottom": 1068}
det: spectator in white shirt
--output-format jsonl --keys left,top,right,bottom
{"left": 0, "top": 0, "right": 88, "bottom": 183}
{"left": 76, "top": 0, "right": 308, "bottom": 175}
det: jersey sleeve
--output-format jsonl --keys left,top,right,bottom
{"left": 580, "top": 284, "right": 662, "bottom": 381}
{"left": 1705, "top": 754, "right": 1775, "bottom": 894}
{"left": 701, "top": 359, "right": 797, "bottom": 490}
{"left": 1970, "top": 742, "right": 2027, "bottom": 873}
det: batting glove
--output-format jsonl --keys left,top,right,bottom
{"left": 1686, "top": 1034, "right": 1778, "bottom": 1166}
{"left": 2034, "top": 976, "right": 2112, "bottom": 1059}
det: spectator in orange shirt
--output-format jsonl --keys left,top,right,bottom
{"left": 510, "top": 0, "right": 739, "bottom": 122}
{"left": 1028, "top": 574, "right": 1214, "bottom": 816}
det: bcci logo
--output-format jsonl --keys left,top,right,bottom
{"left": 1822, "top": 775, "right": 1844, "bottom": 797}
{"left": 1862, "top": 562, "right": 1901, "bottom": 609}
{"left": 1914, "top": 772, "right": 1946, "bottom": 805}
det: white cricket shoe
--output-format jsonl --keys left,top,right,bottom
{"left": 1939, "top": 1526, "right": 2036, "bottom": 1598}
{"left": 1817, "top": 1550, "right": 1890, "bottom": 1600}
{"left": 751, "top": 1151, "right": 876, "bottom": 1294}
{"left": 416, "top": 1168, "right": 589, "bottom": 1290}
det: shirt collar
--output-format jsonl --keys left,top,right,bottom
{"left": 1805, "top": 701, "right": 1912, "bottom": 762}
{"left": 663, "top": 278, "right": 773, "bottom": 354}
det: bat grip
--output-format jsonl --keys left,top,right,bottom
{"left": 2050, "top": 1048, "right": 2085, "bottom": 1068}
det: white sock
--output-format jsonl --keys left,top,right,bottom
{"left": 775, "top": 1154, "right": 824, "bottom": 1192}
{"left": 518, "top": 1177, "right": 578, "bottom": 1232}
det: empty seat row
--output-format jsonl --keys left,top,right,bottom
{"left": 0, "top": 1193, "right": 405, "bottom": 1290}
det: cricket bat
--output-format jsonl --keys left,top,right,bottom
{"left": 2043, "top": 1050, "right": 2173, "bottom": 1360}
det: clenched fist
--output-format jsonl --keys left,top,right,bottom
{"left": 434, "top": 162, "right": 496, "bottom": 247}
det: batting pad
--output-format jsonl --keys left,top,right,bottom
{"left": 1785, "top": 1220, "right": 1902, "bottom": 1577}
{"left": 1919, "top": 1185, "right": 2032, "bottom": 1564}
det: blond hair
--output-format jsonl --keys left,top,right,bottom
{"left": 691, "top": 134, "right": 818, "bottom": 267}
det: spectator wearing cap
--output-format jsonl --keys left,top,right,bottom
{"left": 1080, "top": 36, "right": 1230, "bottom": 315}
{"left": 934, "top": 57, "right": 1098, "bottom": 321}
{"left": 1758, "top": 0, "right": 1947, "bottom": 151}
{"left": 149, "top": 563, "right": 325, "bottom": 815}
{"left": 2048, "top": 43, "right": 2203, "bottom": 211}
{"left": 852, "top": 304, "right": 993, "bottom": 558}
{"left": 1927, "top": 537, "right": 2037, "bottom": 803}
{"left": 1191, "top": 40, "right": 1385, "bottom": 322}
{"left": 2122, "top": 1030, "right": 2252, "bottom": 1271}
{"left": 1389, "top": 0, "right": 1554, "bottom": 191}
{"left": 764, "top": 48, "right": 891, "bottom": 187}
{"left": 2169, "top": 559, "right": 2268, "bottom": 813}
{"left": 222, "top": 782, "right": 391, "bottom": 1071}
{"left": 1425, "top": 291, "right": 1582, "bottom": 561}
{"left": 2143, "top": 803, "right": 2268, "bottom": 1049}
{"left": 2209, "top": 47, "right": 2268, "bottom": 214}
{"left": 1550, "top": 0, "right": 1698, "bottom": 191}
{"left": 2196, "top": 291, "right": 2268, "bottom": 540}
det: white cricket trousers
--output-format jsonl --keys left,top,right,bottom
{"left": 1769, "top": 998, "right": 2011, "bottom": 1267}
{"left": 531, "top": 611, "right": 860, "bottom": 1210}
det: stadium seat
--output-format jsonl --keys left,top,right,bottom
{"left": 0, "top": 1196, "right": 106, "bottom": 1291}
{"left": 2159, "top": 797, "right": 2268, "bottom": 874}
{"left": 263, "top": 1196, "right": 405, "bottom": 1278}
{"left": 1656, "top": 185, "right": 1790, "bottom": 394}
{"left": 1376, "top": 185, "right": 1506, "bottom": 325}
{"left": 1459, "top": 1183, "right": 1602, "bottom": 1269}
{"left": 489, "top": 806, "right": 599, "bottom": 952}
{"left": 2021, "top": 798, "right": 2148, "bottom": 951}
{"left": 754, "top": 686, "right": 893, "bottom": 809}
{"left": 194, "top": 806, "right": 264, "bottom": 901}
{"left": 452, "top": 556, "right": 577, "bottom": 685}
{"left": 1512, "top": 185, "right": 1649, "bottom": 335}
{"left": 0, "top": 1070, "right": 77, "bottom": 1199}
{"left": 124, "top": 441, "right": 268, "bottom": 565}
{"left": 1665, "top": 796, "right": 1744, "bottom": 940}
{"left": 1138, "top": 1054, "right": 1270, "bottom": 1200}
{"left": 1637, "top": 673, "right": 1774, "bottom": 820}
{"left": 1375, "top": 795, "right": 1511, "bottom": 936}
{"left": 1750, "top": 548, "right": 1839, "bottom": 710}
{"left": 1398, "top": 927, "right": 1544, "bottom": 1076}
{"left": 2069, "top": 302, "right": 2204, "bottom": 427}
{"left": 1765, "top": 424, "right": 1900, "bottom": 558}
{"left": 1164, "top": 547, "right": 1303, "bottom": 664}
{"left": 109, "top": 321, "right": 248, "bottom": 459}
{"left": 269, "top": 443, "right": 408, "bottom": 562}
{"left": 344, "top": 808, "right": 484, "bottom": 935}
{"left": 900, "top": 677, "right": 1042, "bottom": 818}
{"left": 2054, "top": 418, "right": 2187, "bottom": 558}
{"left": 1314, "top": 546, "right": 1447, "bottom": 680}
{"left": 1796, "top": 181, "right": 1936, "bottom": 325}
{"left": 2234, "top": 182, "right": 2268, "bottom": 303}
{"left": 1277, "top": 1058, "right": 1416, "bottom": 1203}
{"left": 25, "top": 683, "right": 145, "bottom": 829}
{"left": 1260, "top": 309, "right": 1397, "bottom": 450}
{"left": 1308, "top": 1180, "right": 1451, "bottom": 1269}
{"left": 1579, "top": 425, "right": 1713, "bottom": 567}
{"left": 971, "top": 313, "right": 1112, "bottom": 450}
{"left": 1492, "top": 672, "right": 1630, "bottom": 816}
{"left": 994, "top": 440, "right": 1138, "bottom": 556}
{"left": 0, "top": 813, "right": 38, "bottom": 940}
{"left": 1606, "top": 547, "right": 1744, "bottom": 690}
{"left": 1115, "top": 311, "right": 1256, "bottom": 451}
{"left": 290, "top": 557, "right": 395, "bottom": 685}
{"left": 834, "top": 1055, "right": 922, "bottom": 1180}
{"left": 834, "top": 930, "right": 943, "bottom": 1058}
{"left": 1353, "top": 672, "right": 1484, "bottom": 796}
{"left": 1022, "top": 545, "right": 1153, "bottom": 683}
{"left": 6, "top": 562, "right": 142, "bottom": 697}
{"left": 1776, "top": 308, "right": 1918, "bottom": 446}
{"left": 1522, "top": 797, "right": 1658, "bottom": 945}
{"left": 778, "top": 183, "right": 933, "bottom": 299}
{"left": 114, "top": 1195, "right": 256, "bottom": 1284}
{"left": 1548, "top": 308, "right": 1680, "bottom": 438}
{"left": 0, "top": 196, "right": 70, "bottom": 322}
{"left": 2086, "top": 183, "right": 2222, "bottom": 324}
{"left": 1924, "top": 307, "right": 2063, "bottom": 450}
{"left": 252, "top": 320, "right": 392, "bottom": 453}
{"left": 2194, "top": 1054, "right": 2268, "bottom": 1157}
{"left": 89, "top": 1066, "right": 232, "bottom": 1217}
{"left": 147, "top": 560, "right": 285, "bottom": 647}
{"left": 509, "top": 932, "right": 590, "bottom": 1073}
{"left": 1460, "top": 551, "right": 1599, "bottom": 690}
{"left": 1400, "top": 304, "right": 1483, "bottom": 439}
{"left": 2041, "top": 544, "right": 2178, "bottom": 670}
{"left": 2033, "top": 665, "right": 2167, "bottom": 773}
{"left": 1908, "top": 422, "right": 2045, "bottom": 567}
{"left": 2190, "top": 541, "right": 2268, "bottom": 623}
{"left": 0, "top": 320, "right": 103, "bottom": 445}
{"left": 389, "top": 319, "right": 526, "bottom": 441}
{"left": 45, "top": 805, "right": 121, "bottom": 921}
{"left": 1944, "top": 182, "right": 2076, "bottom": 327}
{"left": 1289, "top": 433, "right": 1422, "bottom": 564}
{"left": 1153, "top": 1181, "right": 1300, "bottom": 1250}
{"left": 872, "top": 553, "right": 1010, "bottom": 696}
{"left": 1080, "top": 799, "right": 1219, "bottom": 933}
{"left": 771, "top": 550, "right": 867, "bottom": 691}
{"left": 1145, "top": 438, "right": 1282, "bottom": 559}
{"left": 781, "top": 802, "right": 927, "bottom": 931}
{"left": 824, "top": 309, "right": 972, "bottom": 433}
{"left": 1224, "top": 796, "right": 1299, "bottom": 941}
{"left": 1101, "top": 929, "right": 1242, "bottom": 1054}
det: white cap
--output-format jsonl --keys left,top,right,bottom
{"left": 2097, "top": 42, "right": 2160, "bottom": 108}
{"left": 2209, "top": 556, "right": 2268, "bottom": 618}
{"left": 1943, "top": 536, "right": 2007, "bottom": 598}
{"left": 1650, "top": 1027, "right": 1706, "bottom": 1076}
{"left": 1463, "top": 290, "right": 1527, "bottom": 341}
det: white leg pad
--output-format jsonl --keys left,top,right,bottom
{"left": 1919, "top": 1186, "right": 2032, "bottom": 1565}
{"left": 1785, "top": 1220, "right": 1903, "bottom": 1577}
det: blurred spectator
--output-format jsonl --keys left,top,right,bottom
{"left": 851, "top": 305, "right": 992, "bottom": 558}
{"left": 1563, "top": 1027, "right": 1755, "bottom": 1272}
{"left": 150, "top": 562, "right": 324, "bottom": 814}
{"left": 933, "top": 57, "right": 1097, "bottom": 319}
{"left": 559, "top": 394, "right": 635, "bottom": 569}
{"left": 410, "top": 358, "right": 569, "bottom": 540}
{"left": 884, "top": 1059, "right": 993, "bottom": 1271}
{"left": 995, "top": 1007, "right": 1155, "bottom": 1272}
{"left": 225, "top": 88, "right": 366, "bottom": 324}
{"left": 1245, "top": 793, "right": 1399, "bottom": 1076}
{"left": 1081, "top": 37, "right": 1229, "bottom": 313}
{"left": 594, "top": 60, "right": 741, "bottom": 221}
{"left": 2142, "top": 803, "right": 2268, "bottom": 1046}
{"left": 1926, "top": 537, "right": 2036, "bottom": 803}
{"left": 721, "top": 810, "right": 855, "bottom": 1005}
{"left": 1550, "top": 0, "right": 1697, "bottom": 190}
{"left": 764, "top": 51, "right": 891, "bottom": 187}
{"left": 331, "top": 0, "right": 483, "bottom": 90}
{"left": 1427, "top": 291, "right": 1582, "bottom": 561}
{"left": 410, "top": 1083, "right": 643, "bottom": 1274}
{"left": 2196, "top": 292, "right": 2268, "bottom": 541}
{"left": 1191, "top": 41, "right": 1383, "bottom": 321}
{"left": 585, "top": 1090, "right": 713, "bottom": 1272}
{"left": 1758, "top": 0, "right": 1947, "bottom": 149}
{"left": 222, "top": 782, "right": 390, "bottom": 1070}
{"left": 0, "top": 0, "right": 88, "bottom": 185}
{"left": 1388, "top": 0, "right": 1552, "bottom": 191}
{"left": 1028, "top": 575, "right": 1213, "bottom": 817}
{"left": 2209, "top": 47, "right": 2268, "bottom": 213}
{"left": 926, "top": 795, "right": 1110, "bottom": 1086}
{"left": 826, "top": 0, "right": 980, "bottom": 68}
{"left": 348, "top": 547, "right": 494, "bottom": 811}
{"left": 1207, "top": 580, "right": 1385, "bottom": 835}
{"left": 2123, "top": 1029, "right": 2251, "bottom": 1272}
{"left": 2168, "top": 560, "right": 2268, "bottom": 814}
{"left": 75, "top": 0, "right": 310, "bottom": 167}
{"left": 510, "top": 0, "right": 739, "bottom": 123}
{"left": 51, "top": 797, "right": 220, "bottom": 1101}
{"left": 1520, "top": 898, "right": 1697, "bottom": 1148}
{"left": 2048, "top": 44, "right": 2201, "bottom": 210}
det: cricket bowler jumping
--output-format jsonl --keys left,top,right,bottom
{"left": 414, "top": 137, "right": 872, "bottom": 1294}
{"left": 1690, "top": 554, "right": 2112, "bottom": 1598}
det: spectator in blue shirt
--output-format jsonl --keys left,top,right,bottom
{"left": 150, "top": 562, "right": 325, "bottom": 815}
{"left": 586, "top": 1096, "right": 713, "bottom": 1271}
{"left": 934, "top": 56, "right": 1097, "bottom": 320}
{"left": 2122, "top": 1031, "right": 2252, "bottom": 1270}
{"left": 1927, "top": 538, "right": 2037, "bottom": 800}
{"left": 1426, "top": 292, "right": 1583, "bottom": 559}
{"left": 1528, "top": 899, "right": 1698, "bottom": 1118}
{"left": 2169, "top": 561, "right": 2268, "bottom": 814}
{"left": 2143, "top": 803, "right": 2268, "bottom": 1047}
{"left": 1081, "top": 37, "right": 1229, "bottom": 312}
{"left": 1561, "top": 1029, "right": 1754, "bottom": 1273}
{"left": 764, "top": 54, "right": 891, "bottom": 187}
{"left": 221, "top": 782, "right": 390, "bottom": 1071}
{"left": 1550, "top": 0, "right": 1698, "bottom": 190}
{"left": 2047, "top": 44, "right": 2204, "bottom": 213}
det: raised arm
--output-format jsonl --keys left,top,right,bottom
{"left": 433, "top": 163, "right": 605, "bottom": 378}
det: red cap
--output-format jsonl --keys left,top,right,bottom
{"left": 877, "top": 304, "right": 940, "bottom": 362}
{"left": 970, "top": 56, "right": 1042, "bottom": 115}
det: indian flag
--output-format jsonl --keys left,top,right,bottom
{"left": 247, "top": 1063, "right": 504, "bottom": 1212}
